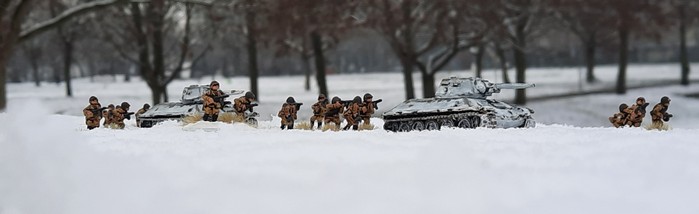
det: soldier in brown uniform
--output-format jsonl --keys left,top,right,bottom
{"left": 234, "top": 91, "right": 257, "bottom": 115}
{"left": 608, "top": 103, "right": 630, "bottom": 128}
{"left": 650, "top": 96, "right": 672, "bottom": 127}
{"left": 111, "top": 102, "right": 132, "bottom": 129}
{"left": 324, "top": 96, "right": 343, "bottom": 126}
{"left": 82, "top": 96, "right": 104, "bottom": 130}
{"left": 310, "top": 94, "right": 328, "bottom": 129}
{"left": 360, "top": 93, "right": 378, "bottom": 126}
{"left": 625, "top": 97, "right": 649, "bottom": 127}
{"left": 103, "top": 104, "right": 115, "bottom": 127}
{"left": 343, "top": 96, "right": 362, "bottom": 130}
{"left": 278, "top": 97, "right": 301, "bottom": 130}
{"left": 202, "top": 81, "right": 226, "bottom": 122}
{"left": 135, "top": 103, "right": 150, "bottom": 127}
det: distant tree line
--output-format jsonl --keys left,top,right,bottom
{"left": 2, "top": 0, "right": 699, "bottom": 110}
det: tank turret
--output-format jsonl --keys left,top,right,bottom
{"left": 382, "top": 77, "right": 536, "bottom": 132}
{"left": 435, "top": 77, "right": 535, "bottom": 99}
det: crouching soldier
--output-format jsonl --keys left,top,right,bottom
{"left": 324, "top": 96, "right": 343, "bottom": 126}
{"left": 234, "top": 91, "right": 257, "bottom": 115}
{"left": 278, "top": 96, "right": 301, "bottom": 130}
{"left": 608, "top": 103, "right": 630, "bottom": 128}
{"left": 310, "top": 94, "right": 328, "bottom": 129}
{"left": 111, "top": 102, "right": 132, "bottom": 129}
{"left": 103, "top": 104, "right": 115, "bottom": 127}
{"left": 650, "top": 96, "right": 672, "bottom": 128}
{"left": 626, "top": 97, "right": 649, "bottom": 127}
{"left": 82, "top": 96, "right": 105, "bottom": 130}
{"left": 343, "top": 96, "right": 362, "bottom": 130}
{"left": 202, "top": 81, "right": 225, "bottom": 122}
{"left": 135, "top": 103, "right": 150, "bottom": 127}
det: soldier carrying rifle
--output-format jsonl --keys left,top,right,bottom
{"left": 278, "top": 96, "right": 303, "bottom": 130}
{"left": 342, "top": 96, "right": 363, "bottom": 130}
{"left": 82, "top": 96, "right": 106, "bottom": 130}
{"left": 360, "top": 93, "right": 382, "bottom": 126}
{"left": 111, "top": 102, "right": 134, "bottom": 129}
{"left": 234, "top": 91, "right": 257, "bottom": 115}
{"left": 202, "top": 81, "right": 227, "bottom": 122}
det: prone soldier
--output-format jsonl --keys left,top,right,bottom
{"left": 626, "top": 97, "right": 649, "bottom": 127}
{"left": 359, "top": 93, "right": 382, "bottom": 126}
{"left": 650, "top": 96, "right": 672, "bottom": 128}
{"left": 324, "top": 96, "right": 343, "bottom": 126}
{"left": 111, "top": 102, "right": 134, "bottom": 129}
{"left": 278, "top": 96, "right": 302, "bottom": 130}
{"left": 135, "top": 103, "right": 150, "bottom": 127}
{"left": 342, "top": 96, "right": 362, "bottom": 130}
{"left": 608, "top": 103, "right": 630, "bottom": 128}
{"left": 310, "top": 94, "right": 328, "bottom": 129}
{"left": 234, "top": 91, "right": 257, "bottom": 115}
{"left": 202, "top": 81, "right": 227, "bottom": 122}
{"left": 82, "top": 96, "right": 105, "bottom": 130}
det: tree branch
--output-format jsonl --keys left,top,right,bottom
{"left": 19, "top": 0, "right": 126, "bottom": 42}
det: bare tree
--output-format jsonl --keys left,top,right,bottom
{"left": 669, "top": 0, "right": 698, "bottom": 85}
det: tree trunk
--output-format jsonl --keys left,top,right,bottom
{"left": 584, "top": 34, "right": 598, "bottom": 83}
{"left": 616, "top": 26, "right": 629, "bottom": 94}
{"left": 679, "top": 6, "right": 690, "bottom": 86}
{"left": 151, "top": 86, "right": 163, "bottom": 106}
{"left": 163, "top": 86, "right": 169, "bottom": 102}
{"left": 421, "top": 71, "right": 436, "bottom": 98}
{"left": 31, "top": 56, "right": 41, "bottom": 87}
{"left": 494, "top": 43, "right": 511, "bottom": 83}
{"left": 301, "top": 54, "right": 312, "bottom": 91}
{"left": 310, "top": 30, "right": 329, "bottom": 96}
{"left": 474, "top": 44, "right": 484, "bottom": 78}
{"left": 246, "top": 10, "right": 260, "bottom": 100}
{"left": 513, "top": 24, "right": 528, "bottom": 105}
{"left": 0, "top": 62, "right": 6, "bottom": 111}
{"left": 63, "top": 40, "right": 74, "bottom": 97}
{"left": 399, "top": 58, "right": 416, "bottom": 99}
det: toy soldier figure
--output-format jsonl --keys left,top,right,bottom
{"left": 82, "top": 96, "right": 104, "bottom": 130}
{"left": 234, "top": 91, "right": 257, "bottom": 115}
{"left": 135, "top": 103, "right": 150, "bottom": 127}
{"left": 202, "top": 81, "right": 226, "bottom": 122}
{"left": 278, "top": 96, "right": 301, "bottom": 130}
{"left": 360, "top": 93, "right": 381, "bottom": 126}
{"left": 103, "top": 104, "right": 115, "bottom": 127}
{"left": 342, "top": 96, "right": 362, "bottom": 130}
{"left": 609, "top": 103, "right": 630, "bottom": 128}
{"left": 650, "top": 96, "right": 673, "bottom": 128}
{"left": 626, "top": 97, "right": 649, "bottom": 127}
{"left": 310, "top": 94, "right": 328, "bottom": 129}
{"left": 324, "top": 96, "right": 343, "bottom": 126}
{"left": 111, "top": 102, "right": 132, "bottom": 129}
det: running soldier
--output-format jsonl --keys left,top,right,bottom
{"left": 278, "top": 96, "right": 302, "bottom": 130}
{"left": 135, "top": 103, "right": 150, "bottom": 127}
{"left": 342, "top": 96, "right": 362, "bottom": 130}
{"left": 608, "top": 103, "right": 630, "bottom": 128}
{"left": 202, "top": 81, "right": 226, "bottom": 122}
{"left": 234, "top": 91, "right": 257, "bottom": 115}
{"left": 310, "top": 94, "right": 328, "bottom": 129}
{"left": 324, "top": 96, "right": 343, "bottom": 126}
{"left": 111, "top": 102, "right": 132, "bottom": 129}
{"left": 82, "top": 96, "right": 104, "bottom": 130}
{"left": 626, "top": 97, "right": 649, "bottom": 127}
{"left": 650, "top": 96, "right": 672, "bottom": 128}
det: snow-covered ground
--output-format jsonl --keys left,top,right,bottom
{"left": 2, "top": 63, "right": 699, "bottom": 214}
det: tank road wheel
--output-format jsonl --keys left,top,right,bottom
{"left": 425, "top": 120, "right": 439, "bottom": 131}
{"left": 398, "top": 122, "right": 412, "bottom": 132}
{"left": 458, "top": 117, "right": 480, "bottom": 129}
{"left": 384, "top": 122, "right": 399, "bottom": 132}
{"left": 440, "top": 119, "right": 454, "bottom": 128}
{"left": 412, "top": 121, "right": 425, "bottom": 131}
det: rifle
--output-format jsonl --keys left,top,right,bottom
{"left": 90, "top": 107, "right": 108, "bottom": 116}
{"left": 289, "top": 102, "right": 303, "bottom": 111}
{"left": 663, "top": 113, "right": 673, "bottom": 122}
{"left": 207, "top": 94, "right": 230, "bottom": 107}
{"left": 340, "top": 100, "right": 355, "bottom": 107}
{"left": 245, "top": 103, "right": 259, "bottom": 112}
{"left": 370, "top": 99, "right": 382, "bottom": 109}
{"left": 123, "top": 112, "right": 135, "bottom": 120}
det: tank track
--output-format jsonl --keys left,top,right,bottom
{"left": 383, "top": 112, "right": 496, "bottom": 132}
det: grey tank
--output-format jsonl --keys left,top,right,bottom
{"left": 137, "top": 85, "right": 257, "bottom": 127}
{"left": 382, "top": 77, "right": 536, "bottom": 132}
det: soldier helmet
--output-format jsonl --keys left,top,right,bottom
{"left": 245, "top": 91, "right": 256, "bottom": 100}
{"left": 121, "top": 102, "right": 130, "bottom": 109}
{"left": 619, "top": 103, "right": 628, "bottom": 112}
{"left": 89, "top": 96, "right": 98, "bottom": 102}
{"left": 636, "top": 97, "right": 646, "bottom": 103}
{"left": 661, "top": 96, "right": 671, "bottom": 104}
{"left": 318, "top": 94, "right": 326, "bottom": 100}
{"left": 363, "top": 93, "right": 373, "bottom": 101}
{"left": 210, "top": 81, "right": 220, "bottom": 87}
{"left": 286, "top": 96, "right": 296, "bottom": 103}
{"left": 353, "top": 96, "right": 362, "bottom": 103}
{"left": 143, "top": 103, "right": 151, "bottom": 109}
{"left": 108, "top": 104, "right": 115, "bottom": 109}
{"left": 331, "top": 96, "right": 341, "bottom": 103}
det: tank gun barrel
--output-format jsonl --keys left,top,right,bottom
{"left": 494, "top": 83, "right": 535, "bottom": 90}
